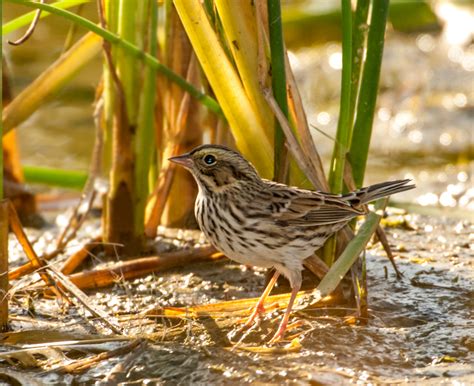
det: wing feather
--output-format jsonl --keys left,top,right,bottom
{"left": 266, "top": 184, "right": 364, "bottom": 227}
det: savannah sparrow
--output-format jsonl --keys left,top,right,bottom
{"left": 170, "top": 144, "right": 414, "bottom": 342}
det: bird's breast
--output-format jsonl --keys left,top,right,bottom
{"left": 194, "top": 192, "right": 322, "bottom": 267}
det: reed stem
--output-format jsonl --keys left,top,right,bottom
{"left": 328, "top": 0, "right": 353, "bottom": 194}
{"left": 268, "top": 0, "right": 289, "bottom": 182}
{"left": 349, "top": 0, "right": 389, "bottom": 188}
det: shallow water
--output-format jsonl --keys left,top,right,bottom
{"left": 2, "top": 213, "right": 473, "bottom": 384}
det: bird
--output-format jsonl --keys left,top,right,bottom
{"left": 169, "top": 144, "right": 415, "bottom": 342}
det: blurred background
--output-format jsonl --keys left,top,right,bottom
{"left": 3, "top": 0, "right": 473, "bottom": 213}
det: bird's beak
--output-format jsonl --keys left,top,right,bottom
{"left": 169, "top": 153, "right": 193, "bottom": 168}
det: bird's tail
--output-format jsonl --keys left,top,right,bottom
{"left": 342, "top": 179, "right": 415, "bottom": 205}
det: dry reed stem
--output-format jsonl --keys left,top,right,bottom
{"left": 53, "top": 339, "right": 143, "bottom": 374}
{"left": 46, "top": 267, "right": 122, "bottom": 335}
{"left": 144, "top": 55, "right": 199, "bottom": 237}
{"left": 7, "top": 201, "right": 64, "bottom": 299}
{"left": 60, "top": 236, "right": 102, "bottom": 275}
{"left": 144, "top": 288, "right": 336, "bottom": 320}
{"left": 67, "top": 245, "right": 220, "bottom": 290}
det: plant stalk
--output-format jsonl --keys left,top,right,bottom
{"left": 267, "top": 0, "right": 289, "bottom": 183}
{"left": 328, "top": 0, "right": 353, "bottom": 194}
{"left": 324, "top": 0, "right": 353, "bottom": 265}
{"left": 349, "top": 0, "right": 389, "bottom": 187}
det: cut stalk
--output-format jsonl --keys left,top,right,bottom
{"left": 117, "top": 0, "right": 139, "bottom": 122}
{"left": 102, "top": 0, "right": 149, "bottom": 253}
{"left": 160, "top": 7, "right": 202, "bottom": 228}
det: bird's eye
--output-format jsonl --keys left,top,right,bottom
{"left": 203, "top": 154, "right": 216, "bottom": 165}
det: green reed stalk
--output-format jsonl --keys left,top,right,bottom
{"left": 135, "top": 0, "right": 158, "bottom": 235}
{"left": 5, "top": 0, "right": 222, "bottom": 116}
{"left": 117, "top": 0, "right": 139, "bottom": 122}
{"left": 102, "top": 0, "right": 119, "bottom": 171}
{"left": 23, "top": 166, "right": 87, "bottom": 190}
{"left": 324, "top": 0, "right": 353, "bottom": 266}
{"left": 268, "top": 0, "right": 289, "bottom": 183}
{"left": 349, "top": 0, "right": 369, "bottom": 123}
{"left": 349, "top": 0, "right": 389, "bottom": 188}
{"left": 328, "top": 0, "right": 353, "bottom": 194}
{"left": 102, "top": 0, "right": 150, "bottom": 252}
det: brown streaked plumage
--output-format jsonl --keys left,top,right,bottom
{"left": 170, "top": 144, "right": 415, "bottom": 342}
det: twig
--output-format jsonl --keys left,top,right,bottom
{"left": 46, "top": 267, "right": 122, "bottom": 335}
{"left": 53, "top": 339, "right": 143, "bottom": 374}
{"left": 60, "top": 236, "right": 102, "bottom": 275}
{"left": 8, "top": 0, "right": 44, "bottom": 46}
{"left": 375, "top": 227, "right": 403, "bottom": 279}
{"left": 0, "top": 200, "right": 8, "bottom": 331}
{"left": 7, "top": 201, "right": 65, "bottom": 301}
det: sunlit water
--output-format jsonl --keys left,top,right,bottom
{"left": 3, "top": 2, "right": 473, "bottom": 213}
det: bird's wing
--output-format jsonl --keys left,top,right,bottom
{"left": 266, "top": 184, "right": 365, "bottom": 226}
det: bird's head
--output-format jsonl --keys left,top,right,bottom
{"left": 169, "top": 144, "right": 260, "bottom": 192}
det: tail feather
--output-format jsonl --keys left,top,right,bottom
{"left": 343, "top": 179, "right": 415, "bottom": 205}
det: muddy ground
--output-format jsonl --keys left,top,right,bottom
{"left": 1, "top": 211, "right": 472, "bottom": 384}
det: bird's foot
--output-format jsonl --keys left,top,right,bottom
{"left": 268, "top": 320, "right": 288, "bottom": 344}
{"left": 268, "top": 320, "right": 304, "bottom": 344}
{"left": 228, "top": 303, "right": 267, "bottom": 344}
{"left": 242, "top": 302, "right": 266, "bottom": 329}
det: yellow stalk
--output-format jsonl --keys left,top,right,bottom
{"left": 214, "top": 0, "right": 274, "bottom": 141}
{"left": 173, "top": 0, "right": 273, "bottom": 178}
{"left": 2, "top": 32, "right": 102, "bottom": 135}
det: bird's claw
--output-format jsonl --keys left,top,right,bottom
{"left": 268, "top": 327, "right": 286, "bottom": 344}
{"left": 242, "top": 303, "right": 266, "bottom": 328}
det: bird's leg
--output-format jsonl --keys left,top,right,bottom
{"left": 268, "top": 283, "right": 301, "bottom": 343}
{"left": 242, "top": 271, "right": 280, "bottom": 328}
